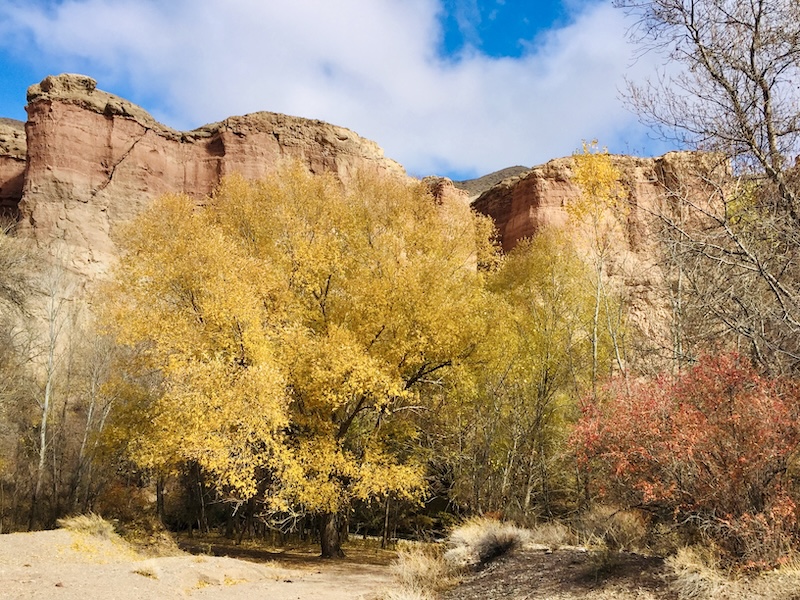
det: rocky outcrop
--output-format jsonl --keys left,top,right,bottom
{"left": 15, "top": 74, "right": 404, "bottom": 279}
{"left": 422, "top": 176, "right": 471, "bottom": 206}
{"left": 472, "top": 152, "right": 719, "bottom": 252}
{"left": 472, "top": 151, "right": 727, "bottom": 357}
{"left": 0, "top": 118, "right": 26, "bottom": 220}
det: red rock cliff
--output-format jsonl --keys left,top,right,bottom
{"left": 15, "top": 74, "right": 404, "bottom": 278}
{"left": 471, "top": 152, "right": 713, "bottom": 253}
{"left": 471, "top": 152, "right": 726, "bottom": 357}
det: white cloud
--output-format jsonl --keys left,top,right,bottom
{"left": 0, "top": 0, "right": 668, "bottom": 178}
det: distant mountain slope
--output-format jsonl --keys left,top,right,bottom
{"left": 453, "top": 166, "right": 531, "bottom": 199}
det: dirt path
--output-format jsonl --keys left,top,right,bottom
{"left": 0, "top": 529, "right": 393, "bottom": 600}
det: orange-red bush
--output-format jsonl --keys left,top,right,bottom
{"left": 572, "top": 353, "right": 800, "bottom": 567}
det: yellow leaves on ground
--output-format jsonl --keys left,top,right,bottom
{"left": 101, "top": 163, "right": 494, "bottom": 514}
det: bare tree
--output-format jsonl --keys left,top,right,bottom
{"left": 618, "top": 0, "right": 800, "bottom": 371}
{"left": 68, "top": 331, "right": 118, "bottom": 513}
{"left": 0, "top": 228, "right": 38, "bottom": 530}
{"left": 27, "top": 261, "right": 77, "bottom": 529}
{"left": 0, "top": 226, "right": 35, "bottom": 316}
{"left": 619, "top": 0, "right": 800, "bottom": 206}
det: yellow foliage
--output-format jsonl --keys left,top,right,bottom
{"left": 101, "top": 164, "right": 495, "bottom": 516}
{"left": 437, "top": 226, "right": 625, "bottom": 515}
{"left": 490, "top": 228, "right": 608, "bottom": 389}
{"left": 568, "top": 140, "right": 630, "bottom": 387}
{"left": 569, "top": 141, "right": 628, "bottom": 226}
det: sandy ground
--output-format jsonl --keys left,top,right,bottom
{"left": 0, "top": 529, "right": 393, "bottom": 600}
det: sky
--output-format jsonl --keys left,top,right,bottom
{"left": 0, "top": 0, "right": 674, "bottom": 180}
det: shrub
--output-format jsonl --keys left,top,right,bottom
{"left": 444, "top": 517, "right": 528, "bottom": 569}
{"left": 572, "top": 353, "right": 800, "bottom": 568}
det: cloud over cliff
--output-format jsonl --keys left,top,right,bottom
{"left": 0, "top": 0, "right": 670, "bottom": 177}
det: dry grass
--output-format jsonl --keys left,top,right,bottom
{"left": 380, "top": 543, "right": 454, "bottom": 600}
{"left": 666, "top": 545, "right": 800, "bottom": 600}
{"left": 379, "top": 517, "right": 530, "bottom": 600}
{"left": 58, "top": 512, "right": 181, "bottom": 558}
{"left": 666, "top": 545, "right": 729, "bottom": 599}
{"left": 378, "top": 511, "right": 800, "bottom": 600}
{"left": 444, "top": 517, "right": 529, "bottom": 569}
{"left": 115, "top": 515, "right": 181, "bottom": 557}
{"left": 527, "top": 520, "right": 575, "bottom": 550}
{"left": 55, "top": 513, "right": 142, "bottom": 564}
{"left": 57, "top": 513, "right": 117, "bottom": 539}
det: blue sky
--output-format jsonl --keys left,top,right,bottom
{"left": 0, "top": 0, "right": 671, "bottom": 179}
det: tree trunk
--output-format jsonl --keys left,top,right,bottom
{"left": 156, "top": 476, "right": 165, "bottom": 523}
{"left": 319, "top": 512, "right": 346, "bottom": 558}
{"left": 381, "top": 495, "right": 391, "bottom": 549}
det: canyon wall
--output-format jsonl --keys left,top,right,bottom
{"left": 11, "top": 74, "right": 404, "bottom": 279}
{"left": 470, "top": 151, "right": 725, "bottom": 355}
{"left": 0, "top": 72, "right": 721, "bottom": 352}
{"left": 471, "top": 152, "right": 715, "bottom": 252}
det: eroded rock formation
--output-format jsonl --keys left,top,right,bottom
{"left": 471, "top": 152, "right": 715, "bottom": 253}
{"left": 470, "top": 151, "right": 727, "bottom": 360}
{"left": 13, "top": 74, "right": 404, "bottom": 279}
{"left": 0, "top": 118, "right": 26, "bottom": 220}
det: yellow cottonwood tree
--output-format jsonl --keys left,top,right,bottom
{"left": 102, "top": 165, "right": 495, "bottom": 557}
{"left": 440, "top": 228, "right": 602, "bottom": 518}
{"left": 101, "top": 193, "right": 291, "bottom": 500}
{"left": 570, "top": 142, "right": 629, "bottom": 390}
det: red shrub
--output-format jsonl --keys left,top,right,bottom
{"left": 572, "top": 353, "right": 800, "bottom": 566}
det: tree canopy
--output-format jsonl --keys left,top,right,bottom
{"left": 102, "top": 165, "right": 497, "bottom": 556}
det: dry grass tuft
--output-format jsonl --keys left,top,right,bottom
{"left": 527, "top": 520, "right": 575, "bottom": 550}
{"left": 56, "top": 513, "right": 142, "bottom": 563}
{"left": 115, "top": 515, "right": 181, "bottom": 557}
{"left": 666, "top": 545, "right": 729, "bottom": 599}
{"left": 444, "top": 517, "right": 529, "bottom": 569}
{"left": 57, "top": 513, "right": 117, "bottom": 539}
{"left": 379, "top": 543, "right": 453, "bottom": 600}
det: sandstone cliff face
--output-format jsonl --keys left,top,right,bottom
{"left": 471, "top": 152, "right": 712, "bottom": 253}
{"left": 15, "top": 74, "right": 404, "bottom": 279}
{"left": 0, "top": 118, "right": 26, "bottom": 220}
{"left": 471, "top": 151, "right": 723, "bottom": 354}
